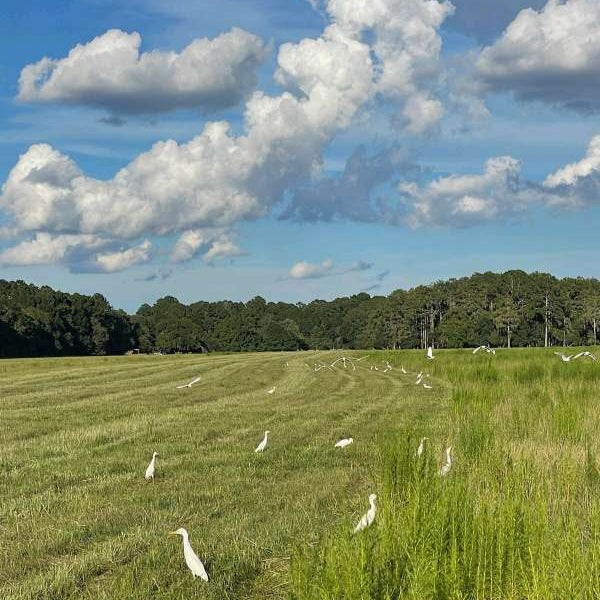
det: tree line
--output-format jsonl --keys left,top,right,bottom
{"left": 2, "top": 271, "right": 600, "bottom": 358}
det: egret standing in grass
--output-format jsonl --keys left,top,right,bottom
{"left": 255, "top": 430, "right": 270, "bottom": 452}
{"left": 145, "top": 451, "right": 158, "bottom": 480}
{"left": 440, "top": 446, "right": 453, "bottom": 476}
{"left": 416, "top": 437, "right": 428, "bottom": 456}
{"left": 427, "top": 346, "right": 435, "bottom": 360}
{"left": 354, "top": 493, "right": 377, "bottom": 533}
{"left": 335, "top": 438, "right": 353, "bottom": 449}
{"left": 169, "top": 528, "right": 209, "bottom": 581}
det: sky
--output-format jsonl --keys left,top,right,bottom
{"left": 1, "top": 0, "right": 600, "bottom": 312}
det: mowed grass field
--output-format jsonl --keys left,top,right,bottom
{"left": 0, "top": 350, "right": 443, "bottom": 600}
{"left": 3, "top": 349, "right": 600, "bottom": 599}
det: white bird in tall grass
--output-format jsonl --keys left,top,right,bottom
{"left": 353, "top": 493, "right": 377, "bottom": 533}
{"left": 423, "top": 383, "right": 433, "bottom": 390}
{"left": 335, "top": 438, "right": 353, "bottom": 449}
{"left": 439, "top": 446, "right": 453, "bottom": 476}
{"left": 169, "top": 528, "right": 209, "bottom": 581}
{"left": 177, "top": 376, "right": 202, "bottom": 389}
{"left": 267, "top": 386, "right": 276, "bottom": 394}
{"left": 255, "top": 430, "right": 270, "bottom": 452}
{"left": 574, "top": 351, "right": 597, "bottom": 361}
{"left": 554, "top": 352, "right": 575, "bottom": 362}
{"left": 416, "top": 437, "right": 428, "bottom": 456}
{"left": 400, "top": 366, "right": 408, "bottom": 374}
{"left": 473, "top": 345, "right": 496, "bottom": 355}
{"left": 426, "top": 346, "right": 435, "bottom": 360}
{"left": 145, "top": 451, "right": 158, "bottom": 480}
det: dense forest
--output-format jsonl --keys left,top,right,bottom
{"left": 2, "top": 270, "right": 600, "bottom": 358}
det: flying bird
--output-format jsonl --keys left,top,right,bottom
{"left": 473, "top": 345, "right": 496, "bottom": 355}
{"left": 574, "top": 351, "right": 597, "bottom": 361}
{"left": 169, "top": 528, "right": 209, "bottom": 581}
{"left": 416, "top": 437, "right": 428, "bottom": 457}
{"left": 255, "top": 430, "right": 270, "bottom": 453}
{"left": 145, "top": 451, "right": 158, "bottom": 480}
{"left": 177, "top": 376, "right": 202, "bottom": 389}
{"left": 426, "top": 346, "right": 435, "bottom": 360}
{"left": 335, "top": 438, "right": 353, "bottom": 449}
{"left": 439, "top": 446, "right": 453, "bottom": 477}
{"left": 554, "top": 352, "right": 576, "bottom": 362}
{"left": 353, "top": 493, "right": 377, "bottom": 533}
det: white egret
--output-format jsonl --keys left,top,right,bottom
{"left": 473, "top": 345, "right": 496, "bottom": 355}
{"left": 400, "top": 366, "right": 408, "bottom": 374}
{"left": 554, "top": 352, "right": 575, "bottom": 362}
{"left": 574, "top": 351, "right": 597, "bottom": 361}
{"left": 255, "top": 430, "right": 270, "bottom": 452}
{"left": 426, "top": 346, "right": 435, "bottom": 360}
{"left": 335, "top": 438, "right": 353, "bottom": 449}
{"left": 177, "top": 376, "right": 202, "bottom": 389}
{"left": 353, "top": 493, "right": 377, "bottom": 533}
{"left": 145, "top": 451, "right": 158, "bottom": 480}
{"left": 423, "top": 383, "right": 433, "bottom": 390}
{"left": 169, "top": 528, "right": 209, "bottom": 581}
{"left": 439, "top": 446, "right": 453, "bottom": 476}
{"left": 416, "top": 437, "right": 428, "bottom": 456}
{"left": 267, "top": 386, "right": 276, "bottom": 394}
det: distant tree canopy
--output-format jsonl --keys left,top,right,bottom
{"left": 0, "top": 279, "right": 137, "bottom": 358}
{"left": 3, "top": 270, "right": 600, "bottom": 358}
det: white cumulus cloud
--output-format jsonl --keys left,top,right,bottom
{"left": 171, "top": 228, "right": 244, "bottom": 263}
{"left": 18, "top": 28, "right": 269, "bottom": 116}
{"left": 289, "top": 259, "right": 334, "bottom": 279}
{"left": 476, "top": 0, "right": 600, "bottom": 113}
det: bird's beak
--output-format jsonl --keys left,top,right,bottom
{"left": 168, "top": 531, "right": 177, "bottom": 536}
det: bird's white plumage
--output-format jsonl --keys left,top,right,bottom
{"left": 416, "top": 437, "right": 428, "bottom": 456}
{"left": 145, "top": 451, "right": 158, "bottom": 480}
{"left": 426, "top": 346, "right": 434, "bottom": 360}
{"left": 574, "top": 351, "right": 597, "bottom": 361}
{"left": 439, "top": 446, "right": 453, "bottom": 476}
{"left": 335, "top": 438, "right": 353, "bottom": 449}
{"left": 177, "top": 376, "right": 202, "bottom": 389}
{"left": 353, "top": 493, "right": 377, "bottom": 533}
{"left": 400, "top": 366, "right": 408, "bottom": 374}
{"left": 170, "top": 528, "right": 208, "bottom": 581}
{"left": 423, "top": 383, "right": 433, "bottom": 389}
{"left": 267, "top": 386, "right": 276, "bottom": 394}
{"left": 255, "top": 430, "right": 270, "bottom": 452}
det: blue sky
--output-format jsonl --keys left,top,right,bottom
{"left": 1, "top": 0, "right": 600, "bottom": 312}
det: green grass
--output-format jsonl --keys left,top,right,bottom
{"left": 3, "top": 349, "right": 600, "bottom": 599}
{"left": 0, "top": 351, "right": 442, "bottom": 599}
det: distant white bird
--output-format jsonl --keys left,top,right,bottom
{"left": 473, "top": 345, "right": 496, "bottom": 355}
{"left": 426, "top": 346, "right": 435, "bottom": 360}
{"left": 145, "top": 451, "right": 158, "bottom": 480}
{"left": 335, "top": 438, "right": 354, "bottom": 449}
{"left": 267, "top": 386, "right": 276, "bottom": 394}
{"left": 177, "top": 376, "right": 202, "bottom": 389}
{"left": 423, "top": 383, "right": 433, "bottom": 390}
{"left": 574, "top": 351, "right": 597, "bottom": 361}
{"left": 400, "top": 366, "right": 408, "bottom": 374}
{"left": 439, "top": 446, "right": 453, "bottom": 476}
{"left": 169, "top": 528, "right": 209, "bottom": 581}
{"left": 554, "top": 352, "right": 575, "bottom": 362}
{"left": 255, "top": 430, "right": 270, "bottom": 452}
{"left": 416, "top": 437, "right": 428, "bottom": 457}
{"left": 285, "top": 362, "right": 289, "bottom": 367}
{"left": 353, "top": 493, "right": 377, "bottom": 533}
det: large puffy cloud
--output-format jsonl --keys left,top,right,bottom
{"left": 18, "top": 28, "right": 268, "bottom": 116}
{"left": 401, "top": 156, "right": 534, "bottom": 227}
{"left": 476, "top": 0, "right": 600, "bottom": 113}
{"left": 0, "top": 232, "right": 151, "bottom": 273}
{"left": 2, "top": 0, "right": 456, "bottom": 272}
{"left": 543, "top": 134, "right": 600, "bottom": 208}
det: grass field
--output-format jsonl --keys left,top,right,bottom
{"left": 2, "top": 349, "right": 600, "bottom": 599}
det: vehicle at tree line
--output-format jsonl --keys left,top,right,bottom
{"left": 2, "top": 269, "right": 600, "bottom": 357}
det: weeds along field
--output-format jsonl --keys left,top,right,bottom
{"left": 1, "top": 349, "right": 599, "bottom": 599}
